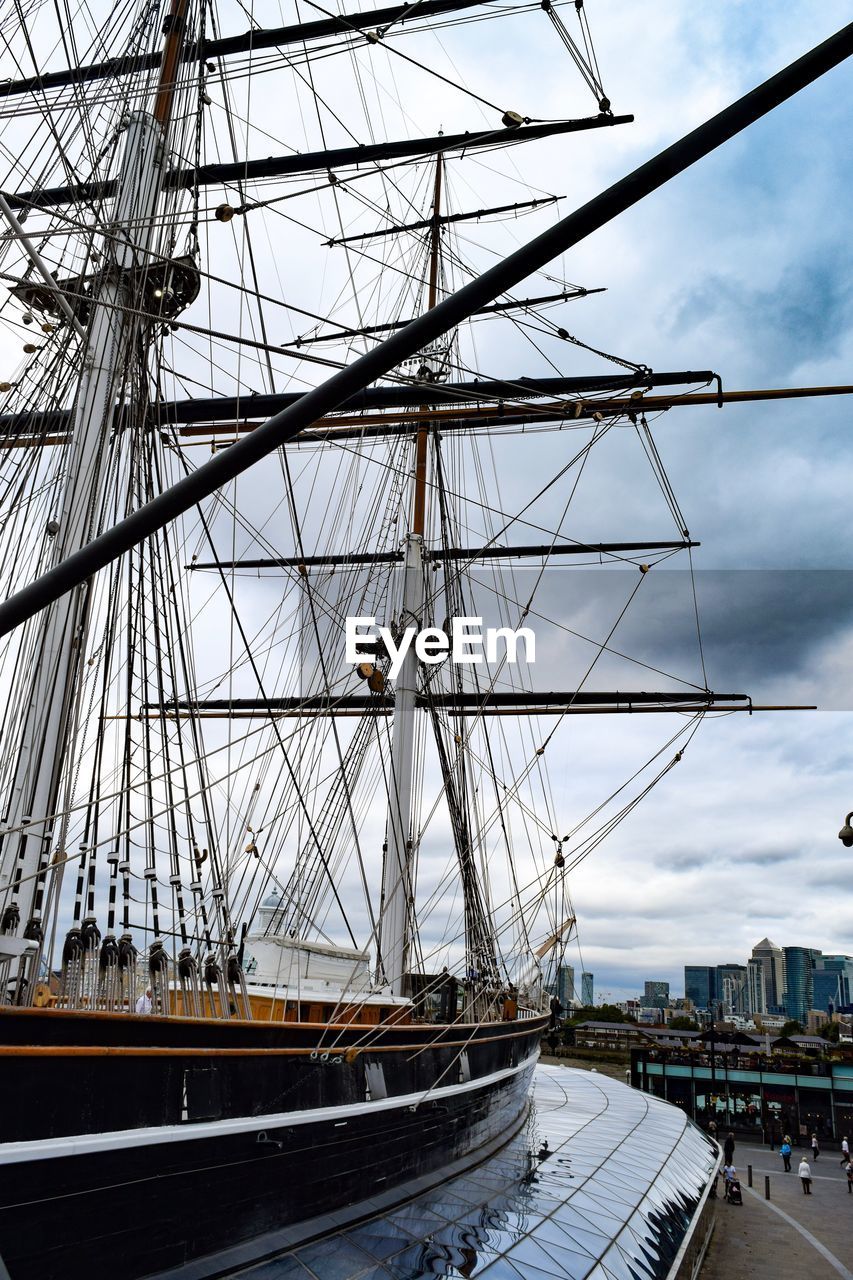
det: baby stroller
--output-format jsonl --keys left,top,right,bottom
{"left": 725, "top": 1177, "right": 743, "bottom": 1205}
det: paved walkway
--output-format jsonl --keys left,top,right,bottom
{"left": 702, "top": 1140, "right": 853, "bottom": 1279}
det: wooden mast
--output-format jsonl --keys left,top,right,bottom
{"left": 412, "top": 155, "right": 443, "bottom": 536}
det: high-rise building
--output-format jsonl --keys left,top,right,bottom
{"left": 751, "top": 938, "right": 785, "bottom": 1012}
{"left": 581, "top": 972, "right": 594, "bottom": 1006}
{"left": 813, "top": 970, "right": 844, "bottom": 1013}
{"left": 684, "top": 966, "right": 715, "bottom": 1010}
{"left": 644, "top": 980, "right": 669, "bottom": 1010}
{"left": 812, "top": 955, "right": 853, "bottom": 1012}
{"left": 716, "top": 964, "right": 747, "bottom": 1016}
{"left": 746, "top": 958, "right": 767, "bottom": 1016}
{"left": 556, "top": 964, "right": 575, "bottom": 1009}
{"left": 783, "top": 947, "right": 820, "bottom": 1023}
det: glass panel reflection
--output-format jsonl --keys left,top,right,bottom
{"left": 233, "top": 1065, "right": 717, "bottom": 1280}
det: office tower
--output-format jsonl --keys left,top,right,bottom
{"left": 751, "top": 938, "right": 785, "bottom": 1011}
{"left": 813, "top": 970, "right": 844, "bottom": 1013}
{"left": 581, "top": 972, "right": 594, "bottom": 1006}
{"left": 556, "top": 964, "right": 575, "bottom": 1009}
{"left": 684, "top": 966, "right": 715, "bottom": 1010}
{"left": 783, "top": 947, "right": 820, "bottom": 1023}
{"left": 746, "top": 958, "right": 767, "bottom": 1016}
{"left": 813, "top": 956, "right": 853, "bottom": 1011}
{"left": 644, "top": 980, "right": 669, "bottom": 1010}
{"left": 716, "top": 964, "right": 747, "bottom": 1016}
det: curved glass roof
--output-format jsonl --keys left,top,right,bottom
{"left": 233, "top": 1064, "right": 718, "bottom": 1279}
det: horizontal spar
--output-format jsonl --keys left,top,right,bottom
{"left": 132, "top": 704, "right": 813, "bottom": 719}
{"left": 3, "top": 23, "right": 852, "bottom": 637}
{"left": 176, "top": 381, "right": 853, "bottom": 445}
{"left": 0, "top": 0, "right": 520, "bottom": 99}
{"left": 3, "top": 116, "right": 631, "bottom": 213}
{"left": 146, "top": 691, "right": 751, "bottom": 715}
{"left": 0, "top": 370, "right": 714, "bottom": 438}
{"left": 325, "top": 194, "right": 562, "bottom": 245}
{"left": 160, "top": 370, "right": 713, "bottom": 425}
{"left": 287, "top": 287, "right": 602, "bottom": 347}
{"left": 6, "top": 380, "right": 852, "bottom": 452}
{"left": 188, "top": 540, "right": 700, "bottom": 571}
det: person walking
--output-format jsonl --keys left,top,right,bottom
{"left": 845, "top": 1160, "right": 853, "bottom": 1194}
{"left": 723, "top": 1132, "right": 735, "bottom": 1165}
{"left": 811, "top": 1132, "right": 820, "bottom": 1162}
{"left": 780, "top": 1139, "right": 792, "bottom": 1172}
{"left": 841, "top": 1136, "right": 849, "bottom": 1166}
{"left": 798, "top": 1157, "right": 813, "bottom": 1194}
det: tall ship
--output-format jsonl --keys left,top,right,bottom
{"left": 0, "top": 1, "right": 849, "bottom": 1276}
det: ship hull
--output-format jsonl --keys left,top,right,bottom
{"left": 0, "top": 1008, "right": 545, "bottom": 1279}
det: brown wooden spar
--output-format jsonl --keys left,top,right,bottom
{"left": 175, "top": 382, "right": 853, "bottom": 445}
{"left": 3, "top": 383, "right": 853, "bottom": 453}
{"left": 412, "top": 155, "right": 443, "bottom": 537}
{"left": 153, "top": 0, "right": 191, "bottom": 127}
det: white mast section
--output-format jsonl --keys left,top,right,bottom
{"left": 377, "top": 158, "right": 443, "bottom": 996}
{"left": 378, "top": 533, "right": 424, "bottom": 994}
{"left": 0, "top": 112, "right": 167, "bottom": 935}
{"left": 0, "top": 0, "right": 191, "bottom": 972}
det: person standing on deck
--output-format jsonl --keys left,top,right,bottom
{"left": 798, "top": 1157, "right": 813, "bottom": 1194}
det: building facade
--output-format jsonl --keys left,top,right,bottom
{"left": 783, "top": 947, "right": 818, "bottom": 1024}
{"left": 644, "top": 981, "right": 669, "bottom": 1010}
{"left": 746, "top": 958, "right": 767, "bottom": 1016}
{"left": 684, "top": 966, "right": 715, "bottom": 1011}
{"left": 752, "top": 938, "right": 785, "bottom": 1012}
{"left": 716, "top": 964, "right": 747, "bottom": 1017}
{"left": 632, "top": 1045, "right": 853, "bottom": 1142}
{"left": 581, "top": 972, "right": 594, "bottom": 1006}
{"left": 556, "top": 964, "right": 575, "bottom": 1009}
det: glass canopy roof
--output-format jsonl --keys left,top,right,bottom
{"left": 232, "top": 1065, "right": 717, "bottom": 1280}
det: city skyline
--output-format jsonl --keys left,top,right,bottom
{"left": 567, "top": 932, "right": 853, "bottom": 1011}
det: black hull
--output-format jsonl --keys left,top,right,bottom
{"left": 0, "top": 1009, "right": 544, "bottom": 1279}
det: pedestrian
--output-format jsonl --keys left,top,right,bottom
{"left": 798, "top": 1156, "right": 812, "bottom": 1194}
{"left": 723, "top": 1132, "right": 735, "bottom": 1165}
{"left": 708, "top": 1119, "right": 717, "bottom": 1142}
{"left": 841, "top": 1136, "right": 850, "bottom": 1166}
{"left": 780, "top": 1139, "right": 792, "bottom": 1172}
{"left": 723, "top": 1164, "right": 737, "bottom": 1201}
{"left": 846, "top": 1160, "right": 853, "bottom": 1194}
{"left": 811, "top": 1132, "right": 820, "bottom": 1161}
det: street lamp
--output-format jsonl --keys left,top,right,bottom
{"left": 839, "top": 813, "right": 853, "bottom": 848}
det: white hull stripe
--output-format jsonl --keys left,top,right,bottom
{"left": 0, "top": 1052, "right": 539, "bottom": 1165}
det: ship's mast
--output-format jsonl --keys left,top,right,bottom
{"left": 378, "top": 158, "right": 443, "bottom": 995}
{"left": 0, "top": 0, "right": 190, "bottom": 979}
